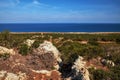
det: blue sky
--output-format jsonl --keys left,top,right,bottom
{"left": 0, "top": 0, "right": 120, "bottom": 23}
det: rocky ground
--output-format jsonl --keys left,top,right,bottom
{"left": 0, "top": 39, "right": 92, "bottom": 80}
{"left": 0, "top": 40, "right": 62, "bottom": 80}
{"left": 0, "top": 36, "right": 119, "bottom": 80}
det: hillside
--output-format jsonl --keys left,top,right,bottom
{"left": 0, "top": 31, "right": 120, "bottom": 80}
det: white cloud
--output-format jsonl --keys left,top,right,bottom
{"left": 32, "top": 0, "right": 49, "bottom": 7}
{"left": 33, "top": 0, "right": 40, "bottom": 5}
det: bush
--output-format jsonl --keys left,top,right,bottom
{"left": 19, "top": 44, "right": 29, "bottom": 55}
{"left": 116, "top": 38, "right": 120, "bottom": 44}
{"left": 0, "top": 30, "right": 13, "bottom": 48}
{"left": 59, "top": 41, "right": 104, "bottom": 63}
{"left": 1, "top": 30, "right": 10, "bottom": 41}
{"left": 89, "top": 69, "right": 109, "bottom": 80}
{"left": 0, "top": 53, "right": 10, "bottom": 60}
{"left": 88, "top": 41, "right": 99, "bottom": 46}
{"left": 109, "top": 65, "right": 120, "bottom": 80}
{"left": 32, "top": 40, "right": 40, "bottom": 48}
{"left": 89, "top": 65, "right": 120, "bottom": 80}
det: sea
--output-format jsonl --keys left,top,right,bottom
{"left": 0, "top": 23, "right": 120, "bottom": 32}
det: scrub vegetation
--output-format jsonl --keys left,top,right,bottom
{"left": 0, "top": 31, "right": 120, "bottom": 80}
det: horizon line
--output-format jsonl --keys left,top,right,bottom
{"left": 0, "top": 22, "right": 120, "bottom": 24}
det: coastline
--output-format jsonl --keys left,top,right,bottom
{"left": 9, "top": 32, "right": 120, "bottom": 34}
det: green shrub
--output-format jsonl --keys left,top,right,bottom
{"left": 19, "top": 44, "right": 29, "bottom": 55}
{"left": 89, "top": 69, "right": 109, "bottom": 80}
{"left": 1, "top": 30, "right": 10, "bottom": 41}
{"left": 0, "top": 53, "right": 10, "bottom": 60}
{"left": 32, "top": 40, "right": 40, "bottom": 48}
{"left": 109, "top": 65, "right": 120, "bottom": 80}
{"left": 89, "top": 65, "right": 120, "bottom": 80}
{"left": 88, "top": 41, "right": 99, "bottom": 46}
{"left": 116, "top": 38, "right": 120, "bottom": 44}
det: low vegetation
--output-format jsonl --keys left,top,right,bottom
{"left": 19, "top": 44, "right": 29, "bottom": 55}
{"left": 0, "top": 53, "right": 10, "bottom": 60}
{"left": 0, "top": 31, "right": 120, "bottom": 80}
{"left": 89, "top": 65, "right": 120, "bottom": 80}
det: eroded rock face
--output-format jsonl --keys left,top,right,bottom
{"left": 29, "top": 70, "right": 61, "bottom": 80}
{"left": 34, "top": 41, "right": 62, "bottom": 62}
{"left": 0, "top": 46, "right": 15, "bottom": 55}
{"left": 71, "top": 56, "right": 90, "bottom": 80}
{"left": 31, "top": 69, "right": 61, "bottom": 79}
{"left": 0, "top": 41, "right": 62, "bottom": 80}
{"left": 33, "top": 41, "right": 62, "bottom": 70}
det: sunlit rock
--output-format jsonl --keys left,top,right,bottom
{"left": 24, "top": 39, "right": 35, "bottom": 47}
{"left": 0, "top": 46, "right": 15, "bottom": 55}
{"left": 31, "top": 69, "right": 61, "bottom": 79}
{"left": 0, "top": 71, "right": 27, "bottom": 80}
{"left": 101, "top": 59, "right": 115, "bottom": 67}
{"left": 34, "top": 41, "right": 62, "bottom": 63}
{"left": 31, "top": 69, "right": 52, "bottom": 76}
{"left": 40, "top": 41, "right": 61, "bottom": 62}
{"left": 72, "top": 56, "right": 90, "bottom": 80}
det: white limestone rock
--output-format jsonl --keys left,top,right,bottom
{"left": 35, "top": 41, "right": 62, "bottom": 63}
{"left": 101, "top": 59, "right": 115, "bottom": 67}
{"left": 72, "top": 56, "right": 90, "bottom": 80}
{"left": 0, "top": 46, "right": 15, "bottom": 55}
{"left": 54, "top": 64, "right": 60, "bottom": 70}
{"left": 0, "top": 71, "right": 27, "bottom": 80}
{"left": 0, "top": 71, "right": 7, "bottom": 79}
{"left": 5, "top": 73, "right": 19, "bottom": 80}
{"left": 31, "top": 69, "right": 61, "bottom": 77}
{"left": 24, "top": 39, "right": 35, "bottom": 47}
{"left": 17, "top": 72, "right": 27, "bottom": 80}
{"left": 32, "top": 69, "right": 52, "bottom": 76}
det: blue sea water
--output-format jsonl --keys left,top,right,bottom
{"left": 0, "top": 23, "right": 120, "bottom": 32}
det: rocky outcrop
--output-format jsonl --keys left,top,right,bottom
{"left": 30, "top": 70, "right": 61, "bottom": 80}
{"left": 31, "top": 69, "right": 61, "bottom": 79}
{"left": 0, "top": 46, "right": 15, "bottom": 55}
{"left": 71, "top": 56, "right": 90, "bottom": 80}
{"left": 0, "top": 41, "right": 62, "bottom": 80}
{"left": 101, "top": 59, "right": 115, "bottom": 67}
{"left": 24, "top": 39, "right": 35, "bottom": 47}
{"left": 34, "top": 41, "right": 62, "bottom": 62}
{"left": 33, "top": 41, "right": 62, "bottom": 70}
{"left": 0, "top": 71, "right": 27, "bottom": 80}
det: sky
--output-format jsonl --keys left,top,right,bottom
{"left": 0, "top": 0, "right": 120, "bottom": 23}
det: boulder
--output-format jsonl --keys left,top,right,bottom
{"left": 0, "top": 46, "right": 15, "bottom": 55}
{"left": 33, "top": 41, "right": 62, "bottom": 70}
{"left": 24, "top": 39, "right": 35, "bottom": 47}
{"left": 71, "top": 56, "right": 90, "bottom": 80}
{"left": 0, "top": 71, "right": 27, "bottom": 80}
{"left": 101, "top": 59, "right": 115, "bottom": 67}
{"left": 33, "top": 41, "right": 62, "bottom": 64}
{"left": 39, "top": 41, "right": 61, "bottom": 62}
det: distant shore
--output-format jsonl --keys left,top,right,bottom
{"left": 9, "top": 32, "right": 120, "bottom": 34}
